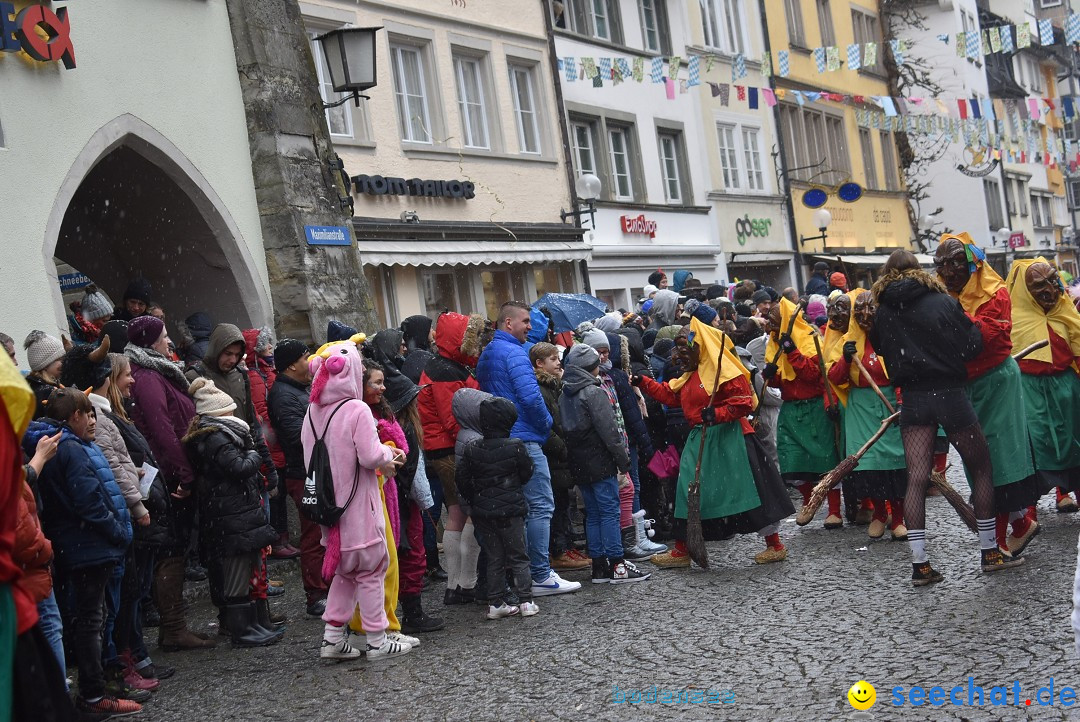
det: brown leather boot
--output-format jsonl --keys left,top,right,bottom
{"left": 155, "top": 556, "right": 216, "bottom": 651}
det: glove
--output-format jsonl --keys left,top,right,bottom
{"left": 762, "top": 363, "right": 778, "bottom": 380}
{"left": 630, "top": 374, "right": 644, "bottom": 387}
{"left": 700, "top": 407, "right": 716, "bottom": 425}
{"left": 779, "top": 334, "right": 795, "bottom": 354}
{"left": 842, "top": 341, "right": 857, "bottom": 362}
{"left": 825, "top": 403, "right": 840, "bottom": 422}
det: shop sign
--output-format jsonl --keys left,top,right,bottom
{"left": 734, "top": 215, "right": 772, "bottom": 246}
{"left": 305, "top": 225, "right": 351, "bottom": 247}
{"left": 620, "top": 214, "right": 657, "bottom": 238}
{"left": 1, "top": 3, "right": 76, "bottom": 70}
{"left": 1009, "top": 232, "right": 1027, "bottom": 250}
{"left": 352, "top": 174, "right": 475, "bottom": 199}
{"left": 58, "top": 272, "right": 90, "bottom": 292}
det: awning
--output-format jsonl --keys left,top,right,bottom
{"left": 812, "top": 253, "right": 935, "bottom": 267}
{"left": 355, "top": 240, "right": 591, "bottom": 267}
{"left": 728, "top": 252, "right": 793, "bottom": 263}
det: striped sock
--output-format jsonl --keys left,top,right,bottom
{"left": 907, "top": 529, "right": 927, "bottom": 564}
{"left": 977, "top": 517, "right": 996, "bottom": 550}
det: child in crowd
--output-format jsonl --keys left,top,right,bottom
{"left": 456, "top": 394, "right": 539, "bottom": 619}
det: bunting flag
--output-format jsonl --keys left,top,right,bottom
{"left": 668, "top": 55, "right": 681, "bottom": 79}
{"left": 970, "top": 97, "right": 982, "bottom": 119}
{"left": 593, "top": 73, "right": 603, "bottom": 88}
{"left": 826, "top": 45, "right": 840, "bottom": 71}
{"left": 890, "top": 38, "right": 904, "bottom": 65}
{"left": 989, "top": 26, "right": 1001, "bottom": 53}
{"left": 705, "top": 55, "right": 716, "bottom": 74}
{"left": 665, "top": 77, "right": 675, "bottom": 99}
{"left": 864, "top": 42, "right": 877, "bottom": 68}
{"left": 1001, "top": 25, "right": 1014, "bottom": 53}
{"left": 1018, "top": 22, "right": 1031, "bottom": 48}
{"left": 760, "top": 52, "right": 771, "bottom": 78}
{"left": 582, "top": 57, "right": 597, "bottom": 79}
{"left": 564, "top": 56, "right": 576, "bottom": 81}
{"left": 937, "top": 33, "right": 950, "bottom": 44}
{"left": 598, "top": 57, "right": 611, "bottom": 79}
{"left": 980, "top": 29, "right": 991, "bottom": 56}
{"left": 632, "top": 57, "right": 644, "bottom": 82}
{"left": 732, "top": 52, "right": 747, "bottom": 80}
{"left": 736, "top": 85, "right": 746, "bottom": 101}
{"left": 813, "top": 46, "right": 826, "bottom": 73}
{"left": 956, "top": 32, "right": 966, "bottom": 58}
{"left": 1068, "top": 14, "right": 1080, "bottom": 45}
{"left": 965, "top": 29, "right": 980, "bottom": 59}
{"left": 615, "top": 57, "right": 631, "bottom": 81}
{"left": 777, "top": 49, "right": 790, "bottom": 77}
{"left": 688, "top": 55, "right": 701, "bottom": 86}
{"left": 650, "top": 57, "right": 663, "bottom": 82}
{"left": 708, "top": 81, "right": 721, "bottom": 98}
{"left": 1039, "top": 18, "right": 1054, "bottom": 46}
{"left": 847, "top": 43, "right": 861, "bottom": 71}
{"left": 719, "top": 82, "right": 730, "bottom": 105}
{"left": 763, "top": 87, "right": 777, "bottom": 107}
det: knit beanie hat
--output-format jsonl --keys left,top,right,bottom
{"left": 648, "top": 270, "right": 666, "bottom": 286}
{"left": 581, "top": 328, "right": 609, "bottom": 350}
{"left": 653, "top": 338, "right": 674, "bottom": 359}
{"left": 59, "top": 338, "right": 112, "bottom": 392}
{"left": 564, "top": 343, "right": 600, "bottom": 372}
{"left": 188, "top": 377, "right": 237, "bottom": 417}
{"left": 643, "top": 284, "right": 658, "bottom": 298}
{"left": 327, "top": 319, "right": 359, "bottom": 343}
{"left": 751, "top": 289, "right": 771, "bottom": 305}
{"left": 101, "top": 319, "right": 129, "bottom": 353}
{"left": 684, "top": 298, "right": 717, "bottom": 325}
{"left": 807, "top": 299, "right": 827, "bottom": 323}
{"left": 23, "top": 330, "right": 65, "bottom": 372}
{"left": 122, "top": 277, "right": 153, "bottom": 304}
{"left": 830, "top": 272, "right": 847, "bottom": 288}
{"left": 706, "top": 284, "right": 726, "bottom": 300}
{"left": 128, "top": 315, "right": 165, "bottom": 349}
{"left": 255, "top": 326, "right": 275, "bottom": 355}
{"left": 81, "top": 285, "right": 113, "bottom": 322}
{"left": 274, "top": 338, "right": 308, "bottom": 373}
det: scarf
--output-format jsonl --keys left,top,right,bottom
{"left": 1006, "top": 257, "right": 1080, "bottom": 368}
{"left": 764, "top": 297, "right": 818, "bottom": 382}
{"left": 375, "top": 416, "right": 407, "bottom": 546}
{"left": 125, "top": 344, "right": 190, "bottom": 392}
{"left": 941, "top": 232, "right": 1005, "bottom": 312}
{"left": 599, "top": 372, "right": 629, "bottom": 452}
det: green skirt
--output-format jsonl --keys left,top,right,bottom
{"left": 675, "top": 423, "right": 760, "bottom": 520}
{"left": 1021, "top": 371, "right": 1080, "bottom": 472}
{"left": 0, "top": 585, "right": 12, "bottom": 722}
{"left": 964, "top": 358, "right": 1036, "bottom": 488}
{"left": 777, "top": 396, "right": 839, "bottom": 477}
{"left": 844, "top": 386, "right": 905, "bottom": 470}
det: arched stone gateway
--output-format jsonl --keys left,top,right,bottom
{"left": 43, "top": 114, "right": 272, "bottom": 337}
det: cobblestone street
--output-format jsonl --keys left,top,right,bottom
{"left": 141, "top": 462, "right": 1080, "bottom": 721}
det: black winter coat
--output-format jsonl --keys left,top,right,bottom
{"left": 455, "top": 397, "right": 534, "bottom": 519}
{"left": 560, "top": 365, "right": 631, "bottom": 484}
{"left": 267, "top": 374, "right": 309, "bottom": 480}
{"left": 183, "top": 417, "right": 277, "bottom": 559}
{"left": 107, "top": 408, "right": 173, "bottom": 548}
{"left": 536, "top": 372, "right": 571, "bottom": 490}
{"left": 870, "top": 269, "right": 983, "bottom": 392}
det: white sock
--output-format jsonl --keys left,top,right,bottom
{"left": 365, "top": 631, "right": 386, "bottom": 648}
{"left": 323, "top": 622, "right": 344, "bottom": 643}
{"left": 443, "top": 530, "right": 462, "bottom": 590}
{"left": 907, "top": 528, "right": 928, "bottom": 563}
{"left": 756, "top": 523, "right": 779, "bottom": 538}
{"left": 977, "top": 517, "right": 996, "bottom": 551}
{"left": 459, "top": 521, "right": 481, "bottom": 590}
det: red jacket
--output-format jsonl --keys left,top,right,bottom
{"left": 964, "top": 288, "right": 1013, "bottom": 380}
{"left": 419, "top": 313, "right": 482, "bottom": 453}
{"left": 768, "top": 348, "right": 831, "bottom": 404}
{"left": 827, "top": 340, "right": 891, "bottom": 389}
{"left": 243, "top": 329, "right": 285, "bottom": 469}
{"left": 1018, "top": 326, "right": 1077, "bottom": 376}
{"left": 14, "top": 478, "right": 52, "bottom": 619}
{"left": 639, "top": 373, "right": 755, "bottom": 434}
{"left": 1, "top": 409, "right": 39, "bottom": 634}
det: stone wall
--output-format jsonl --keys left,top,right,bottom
{"left": 224, "top": 0, "right": 377, "bottom": 343}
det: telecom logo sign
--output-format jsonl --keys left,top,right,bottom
{"left": 735, "top": 215, "right": 772, "bottom": 246}
{"left": 621, "top": 214, "right": 658, "bottom": 239}
{"left": 1, "top": 2, "right": 76, "bottom": 70}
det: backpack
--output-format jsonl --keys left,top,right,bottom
{"left": 302, "top": 401, "right": 360, "bottom": 526}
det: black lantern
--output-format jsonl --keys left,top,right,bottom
{"left": 315, "top": 26, "right": 382, "bottom": 108}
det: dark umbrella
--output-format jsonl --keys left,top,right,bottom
{"left": 532, "top": 293, "right": 607, "bottom": 333}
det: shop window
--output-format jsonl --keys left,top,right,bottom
{"left": 701, "top": 0, "right": 747, "bottom": 55}
{"left": 858, "top": 128, "right": 878, "bottom": 190}
{"left": 534, "top": 264, "right": 578, "bottom": 296}
{"left": 363, "top": 265, "right": 397, "bottom": 329}
{"left": 453, "top": 53, "right": 492, "bottom": 150}
{"left": 784, "top": 0, "right": 805, "bottom": 47}
{"left": 639, "top": 0, "right": 672, "bottom": 55}
{"left": 851, "top": 9, "right": 883, "bottom": 76}
{"left": 878, "top": 131, "right": 899, "bottom": 192}
{"left": 508, "top": 63, "right": 542, "bottom": 154}
{"left": 816, "top": 0, "right": 835, "bottom": 47}
{"left": 391, "top": 42, "right": 435, "bottom": 144}
{"left": 422, "top": 269, "right": 469, "bottom": 318}
{"left": 480, "top": 267, "right": 527, "bottom": 322}
{"left": 307, "top": 30, "right": 369, "bottom": 141}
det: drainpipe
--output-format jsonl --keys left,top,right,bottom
{"left": 543, "top": 0, "right": 592, "bottom": 294}
{"left": 757, "top": 0, "right": 804, "bottom": 289}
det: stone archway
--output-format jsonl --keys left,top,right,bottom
{"left": 43, "top": 114, "right": 271, "bottom": 338}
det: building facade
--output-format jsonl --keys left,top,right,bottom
{"left": 301, "top": 0, "right": 586, "bottom": 327}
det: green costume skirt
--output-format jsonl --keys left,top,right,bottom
{"left": 965, "top": 358, "right": 1040, "bottom": 510}
{"left": 777, "top": 396, "right": 839, "bottom": 479}
{"left": 842, "top": 386, "right": 907, "bottom": 499}
{"left": 1021, "top": 370, "right": 1080, "bottom": 491}
{"left": 0, "top": 585, "right": 12, "bottom": 722}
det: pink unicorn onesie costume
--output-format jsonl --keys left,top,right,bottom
{"left": 301, "top": 334, "right": 410, "bottom": 660}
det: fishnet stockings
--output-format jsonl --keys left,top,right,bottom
{"left": 902, "top": 423, "right": 995, "bottom": 530}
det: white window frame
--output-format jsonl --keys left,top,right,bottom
{"left": 716, "top": 122, "right": 740, "bottom": 190}
{"left": 571, "top": 120, "right": 599, "bottom": 177}
{"left": 742, "top": 126, "right": 764, "bottom": 191}
{"left": 308, "top": 30, "right": 357, "bottom": 140}
{"left": 715, "top": 121, "right": 767, "bottom": 193}
{"left": 391, "top": 43, "right": 434, "bottom": 144}
{"left": 590, "top": 0, "right": 611, "bottom": 41}
{"left": 639, "top": 0, "right": 669, "bottom": 54}
{"left": 658, "top": 131, "right": 683, "bottom": 203}
{"left": 508, "top": 63, "right": 541, "bottom": 155}
{"left": 851, "top": 9, "right": 883, "bottom": 75}
{"left": 560, "top": 0, "right": 623, "bottom": 43}
{"left": 453, "top": 54, "right": 491, "bottom": 150}
{"left": 608, "top": 126, "right": 634, "bottom": 201}
{"left": 1031, "top": 193, "right": 1053, "bottom": 229}
{"left": 700, "top": 0, "right": 747, "bottom": 55}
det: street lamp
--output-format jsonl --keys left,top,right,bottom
{"left": 561, "top": 173, "right": 601, "bottom": 228}
{"left": 315, "top": 26, "right": 382, "bottom": 108}
{"left": 993, "top": 227, "right": 1013, "bottom": 247}
{"left": 799, "top": 208, "right": 832, "bottom": 246}
{"left": 916, "top": 212, "right": 940, "bottom": 253}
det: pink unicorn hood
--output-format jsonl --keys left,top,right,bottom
{"left": 308, "top": 334, "right": 367, "bottom": 406}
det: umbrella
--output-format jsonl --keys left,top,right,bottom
{"left": 532, "top": 293, "right": 607, "bottom": 333}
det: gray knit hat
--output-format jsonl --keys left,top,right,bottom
{"left": 81, "top": 286, "right": 114, "bottom": 323}
{"left": 255, "top": 326, "right": 275, "bottom": 355}
{"left": 564, "top": 343, "right": 600, "bottom": 371}
{"left": 23, "top": 331, "right": 65, "bottom": 372}
{"left": 188, "top": 377, "right": 237, "bottom": 417}
{"left": 581, "top": 328, "right": 609, "bottom": 350}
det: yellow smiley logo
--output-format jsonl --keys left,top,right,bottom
{"left": 848, "top": 680, "right": 876, "bottom": 710}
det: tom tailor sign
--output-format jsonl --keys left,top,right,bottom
{"left": 352, "top": 174, "right": 476, "bottom": 200}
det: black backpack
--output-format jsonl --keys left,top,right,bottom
{"left": 302, "top": 401, "right": 360, "bottom": 526}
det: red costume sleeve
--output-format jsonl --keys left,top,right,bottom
{"left": 965, "top": 288, "right": 1013, "bottom": 379}
{"left": 827, "top": 356, "right": 851, "bottom": 387}
{"left": 711, "top": 375, "right": 754, "bottom": 424}
{"left": 637, "top": 375, "right": 679, "bottom": 407}
{"left": 787, "top": 348, "right": 820, "bottom": 383}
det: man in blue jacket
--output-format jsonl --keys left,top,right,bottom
{"left": 476, "top": 301, "right": 580, "bottom": 597}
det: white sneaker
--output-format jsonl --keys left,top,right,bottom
{"left": 486, "top": 603, "right": 520, "bottom": 620}
{"left": 365, "top": 637, "right": 412, "bottom": 660}
{"left": 320, "top": 636, "right": 363, "bottom": 660}
{"left": 387, "top": 630, "right": 420, "bottom": 647}
{"left": 531, "top": 570, "right": 582, "bottom": 597}
{"left": 518, "top": 601, "right": 539, "bottom": 617}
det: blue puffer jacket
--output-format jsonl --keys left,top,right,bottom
{"left": 476, "top": 330, "right": 551, "bottom": 444}
{"left": 23, "top": 419, "right": 132, "bottom": 571}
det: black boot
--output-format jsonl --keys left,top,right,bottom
{"left": 591, "top": 557, "right": 610, "bottom": 584}
{"left": 621, "top": 527, "right": 651, "bottom": 561}
{"left": 224, "top": 602, "right": 281, "bottom": 648}
{"left": 400, "top": 594, "right": 445, "bottom": 634}
{"left": 254, "top": 598, "right": 287, "bottom": 640}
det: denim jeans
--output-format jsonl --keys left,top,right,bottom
{"left": 68, "top": 563, "right": 114, "bottom": 700}
{"left": 578, "top": 476, "right": 623, "bottom": 559}
{"left": 37, "top": 591, "right": 66, "bottom": 689}
{"left": 102, "top": 556, "right": 125, "bottom": 668}
{"left": 522, "top": 442, "right": 554, "bottom": 582}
